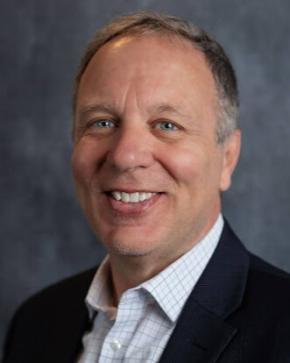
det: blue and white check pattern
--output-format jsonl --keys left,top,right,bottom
{"left": 77, "top": 215, "right": 223, "bottom": 363}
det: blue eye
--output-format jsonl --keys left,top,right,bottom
{"left": 156, "top": 121, "right": 178, "bottom": 131}
{"left": 94, "top": 119, "right": 115, "bottom": 128}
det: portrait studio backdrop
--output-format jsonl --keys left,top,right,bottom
{"left": 1, "top": 0, "right": 290, "bottom": 355}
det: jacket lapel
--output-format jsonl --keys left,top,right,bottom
{"left": 159, "top": 222, "right": 249, "bottom": 363}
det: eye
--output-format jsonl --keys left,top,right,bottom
{"left": 155, "top": 121, "right": 179, "bottom": 131}
{"left": 92, "top": 119, "right": 116, "bottom": 128}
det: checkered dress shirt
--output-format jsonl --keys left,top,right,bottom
{"left": 77, "top": 215, "right": 223, "bottom": 363}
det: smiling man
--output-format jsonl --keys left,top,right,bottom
{"left": 72, "top": 32, "right": 240, "bottom": 288}
{"left": 3, "top": 12, "right": 290, "bottom": 363}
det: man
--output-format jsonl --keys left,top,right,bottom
{"left": 3, "top": 12, "right": 290, "bottom": 363}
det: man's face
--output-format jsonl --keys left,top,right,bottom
{"left": 72, "top": 35, "right": 240, "bottom": 263}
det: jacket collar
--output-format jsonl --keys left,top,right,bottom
{"left": 159, "top": 221, "right": 249, "bottom": 363}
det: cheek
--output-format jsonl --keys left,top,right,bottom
{"left": 71, "top": 141, "right": 100, "bottom": 184}
{"left": 160, "top": 144, "right": 207, "bottom": 184}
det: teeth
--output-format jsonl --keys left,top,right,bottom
{"left": 112, "top": 191, "right": 122, "bottom": 201}
{"left": 111, "top": 191, "right": 157, "bottom": 203}
{"left": 122, "top": 192, "right": 130, "bottom": 203}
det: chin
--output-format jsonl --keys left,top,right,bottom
{"left": 109, "top": 247, "right": 151, "bottom": 257}
{"left": 103, "top": 234, "right": 158, "bottom": 258}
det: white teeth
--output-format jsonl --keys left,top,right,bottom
{"left": 121, "top": 192, "right": 130, "bottom": 203}
{"left": 130, "top": 192, "right": 139, "bottom": 203}
{"left": 139, "top": 192, "right": 147, "bottom": 202}
{"left": 112, "top": 191, "right": 121, "bottom": 201}
{"left": 111, "top": 191, "right": 157, "bottom": 203}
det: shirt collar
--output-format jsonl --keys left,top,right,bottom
{"left": 85, "top": 214, "right": 224, "bottom": 323}
{"left": 85, "top": 256, "right": 117, "bottom": 320}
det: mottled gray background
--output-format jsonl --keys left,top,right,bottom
{"left": 1, "top": 0, "right": 290, "bottom": 355}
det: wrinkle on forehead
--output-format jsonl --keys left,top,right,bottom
{"left": 76, "top": 34, "right": 218, "bottom": 129}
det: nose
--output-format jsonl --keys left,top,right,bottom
{"left": 107, "top": 125, "right": 154, "bottom": 171}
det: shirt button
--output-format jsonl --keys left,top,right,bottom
{"left": 110, "top": 339, "right": 122, "bottom": 351}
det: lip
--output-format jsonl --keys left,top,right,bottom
{"left": 104, "top": 188, "right": 160, "bottom": 193}
{"left": 104, "top": 192, "right": 163, "bottom": 218}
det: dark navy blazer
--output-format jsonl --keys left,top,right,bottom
{"left": 3, "top": 222, "right": 290, "bottom": 362}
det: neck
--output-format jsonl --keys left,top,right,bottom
{"left": 109, "top": 253, "right": 178, "bottom": 304}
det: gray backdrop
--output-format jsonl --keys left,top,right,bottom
{"left": 1, "top": 0, "right": 290, "bottom": 355}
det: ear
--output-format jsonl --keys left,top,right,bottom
{"left": 219, "top": 129, "right": 241, "bottom": 192}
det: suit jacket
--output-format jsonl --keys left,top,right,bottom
{"left": 3, "top": 222, "right": 290, "bottom": 363}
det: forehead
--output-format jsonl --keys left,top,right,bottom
{"left": 76, "top": 34, "right": 218, "bottom": 120}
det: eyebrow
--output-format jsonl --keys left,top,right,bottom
{"left": 77, "top": 102, "right": 188, "bottom": 124}
{"left": 77, "top": 104, "right": 117, "bottom": 123}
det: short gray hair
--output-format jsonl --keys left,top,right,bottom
{"left": 73, "top": 11, "right": 239, "bottom": 143}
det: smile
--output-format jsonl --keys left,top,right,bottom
{"left": 110, "top": 191, "right": 158, "bottom": 203}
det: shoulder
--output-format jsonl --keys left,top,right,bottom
{"left": 3, "top": 268, "right": 96, "bottom": 362}
{"left": 223, "top": 220, "right": 290, "bottom": 302}
{"left": 244, "top": 253, "right": 290, "bottom": 307}
{"left": 231, "top": 254, "right": 290, "bottom": 360}
{"left": 16, "top": 267, "right": 97, "bottom": 314}
{"left": 231, "top": 251, "right": 290, "bottom": 340}
{"left": 247, "top": 253, "right": 290, "bottom": 295}
{"left": 4, "top": 268, "right": 96, "bottom": 344}
{"left": 221, "top": 221, "right": 290, "bottom": 318}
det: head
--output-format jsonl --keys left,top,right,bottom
{"left": 71, "top": 12, "right": 241, "bottom": 267}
